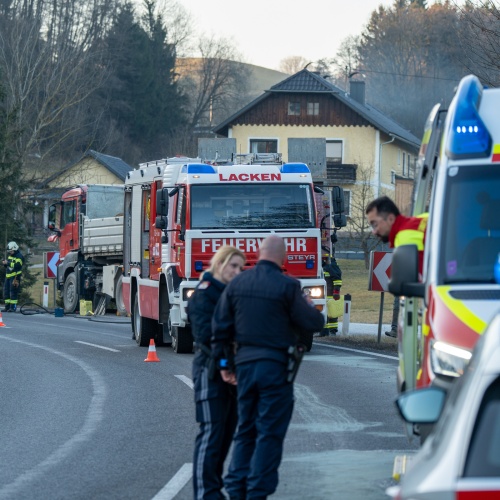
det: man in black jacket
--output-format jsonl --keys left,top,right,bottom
{"left": 211, "top": 235, "right": 324, "bottom": 499}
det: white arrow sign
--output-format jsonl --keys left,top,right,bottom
{"left": 373, "top": 252, "right": 392, "bottom": 291}
{"left": 48, "top": 252, "right": 60, "bottom": 278}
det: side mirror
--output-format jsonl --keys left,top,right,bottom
{"left": 331, "top": 186, "right": 347, "bottom": 228}
{"left": 331, "top": 186, "right": 345, "bottom": 214}
{"left": 388, "top": 245, "right": 425, "bottom": 298}
{"left": 155, "top": 216, "right": 166, "bottom": 230}
{"left": 156, "top": 188, "right": 169, "bottom": 216}
{"left": 395, "top": 387, "right": 446, "bottom": 424}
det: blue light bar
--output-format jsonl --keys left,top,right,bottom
{"left": 187, "top": 163, "right": 216, "bottom": 174}
{"left": 195, "top": 261, "right": 204, "bottom": 272}
{"left": 281, "top": 163, "right": 310, "bottom": 174}
{"left": 306, "top": 259, "right": 314, "bottom": 269}
{"left": 446, "top": 75, "right": 492, "bottom": 159}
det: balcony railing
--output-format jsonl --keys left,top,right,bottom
{"left": 327, "top": 163, "right": 357, "bottom": 183}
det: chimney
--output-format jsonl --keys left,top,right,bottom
{"left": 350, "top": 80, "right": 365, "bottom": 106}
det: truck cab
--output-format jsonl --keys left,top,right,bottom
{"left": 390, "top": 75, "right": 500, "bottom": 408}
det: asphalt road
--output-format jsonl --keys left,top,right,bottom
{"left": 0, "top": 312, "right": 417, "bottom": 500}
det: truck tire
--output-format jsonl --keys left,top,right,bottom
{"left": 171, "top": 325, "right": 193, "bottom": 354}
{"left": 63, "top": 272, "right": 79, "bottom": 313}
{"left": 133, "top": 294, "right": 156, "bottom": 347}
{"left": 115, "top": 275, "right": 127, "bottom": 315}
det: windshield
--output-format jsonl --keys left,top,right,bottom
{"left": 440, "top": 164, "right": 500, "bottom": 284}
{"left": 190, "top": 183, "right": 315, "bottom": 229}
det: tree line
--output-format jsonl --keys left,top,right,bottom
{"left": 0, "top": 0, "right": 499, "bottom": 259}
{"left": 282, "top": 0, "right": 500, "bottom": 138}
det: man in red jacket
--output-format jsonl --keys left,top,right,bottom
{"left": 365, "top": 196, "right": 428, "bottom": 337}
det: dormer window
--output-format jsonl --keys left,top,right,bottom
{"left": 288, "top": 102, "right": 300, "bottom": 116}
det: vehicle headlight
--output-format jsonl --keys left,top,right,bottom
{"left": 430, "top": 340, "right": 472, "bottom": 378}
{"left": 183, "top": 288, "right": 195, "bottom": 301}
{"left": 302, "top": 286, "right": 324, "bottom": 299}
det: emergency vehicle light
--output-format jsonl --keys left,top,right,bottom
{"left": 184, "top": 164, "right": 216, "bottom": 174}
{"left": 446, "top": 75, "right": 491, "bottom": 159}
{"left": 195, "top": 261, "right": 203, "bottom": 272}
{"left": 281, "top": 163, "right": 310, "bottom": 173}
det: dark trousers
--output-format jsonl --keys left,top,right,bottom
{"left": 3, "top": 276, "right": 20, "bottom": 306}
{"left": 193, "top": 367, "right": 238, "bottom": 500}
{"left": 224, "top": 359, "right": 294, "bottom": 499}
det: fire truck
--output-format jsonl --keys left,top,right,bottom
{"left": 121, "top": 153, "right": 346, "bottom": 353}
{"left": 390, "top": 75, "right": 500, "bottom": 431}
{"left": 47, "top": 184, "right": 126, "bottom": 315}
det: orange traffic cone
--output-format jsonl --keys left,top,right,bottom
{"left": 144, "top": 338, "right": 160, "bottom": 362}
{"left": 0, "top": 311, "right": 5, "bottom": 328}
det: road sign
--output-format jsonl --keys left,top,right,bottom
{"left": 44, "top": 251, "right": 61, "bottom": 279}
{"left": 368, "top": 251, "right": 392, "bottom": 292}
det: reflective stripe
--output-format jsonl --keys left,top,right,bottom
{"left": 436, "top": 286, "right": 486, "bottom": 334}
{"left": 395, "top": 229, "right": 425, "bottom": 250}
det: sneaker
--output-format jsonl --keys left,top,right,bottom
{"left": 329, "top": 328, "right": 338, "bottom": 336}
{"left": 2, "top": 306, "right": 10, "bottom": 312}
{"left": 7, "top": 307, "right": 16, "bottom": 313}
{"left": 385, "top": 328, "right": 397, "bottom": 338}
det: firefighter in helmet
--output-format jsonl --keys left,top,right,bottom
{"left": 2, "top": 241, "right": 24, "bottom": 313}
{"left": 320, "top": 245, "right": 342, "bottom": 336}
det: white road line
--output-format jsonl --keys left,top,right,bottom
{"left": 315, "top": 341, "right": 398, "bottom": 360}
{"left": 0, "top": 336, "right": 106, "bottom": 498}
{"left": 175, "top": 375, "right": 194, "bottom": 389}
{"left": 151, "top": 463, "right": 192, "bottom": 500}
{"left": 74, "top": 341, "right": 120, "bottom": 352}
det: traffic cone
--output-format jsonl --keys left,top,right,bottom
{"left": 0, "top": 311, "right": 5, "bottom": 328}
{"left": 144, "top": 338, "right": 160, "bottom": 362}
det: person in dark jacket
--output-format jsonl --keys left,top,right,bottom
{"left": 211, "top": 235, "right": 325, "bottom": 499}
{"left": 2, "top": 241, "right": 24, "bottom": 313}
{"left": 188, "top": 245, "right": 246, "bottom": 500}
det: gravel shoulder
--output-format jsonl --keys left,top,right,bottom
{"left": 315, "top": 333, "right": 398, "bottom": 355}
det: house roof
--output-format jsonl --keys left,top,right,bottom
{"left": 38, "top": 150, "right": 132, "bottom": 188}
{"left": 213, "top": 69, "right": 420, "bottom": 149}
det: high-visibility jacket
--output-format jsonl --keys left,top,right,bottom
{"left": 5, "top": 250, "right": 24, "bottom": 279}
{"left": 389, "top": 214, "right": 428, "bottom": 274}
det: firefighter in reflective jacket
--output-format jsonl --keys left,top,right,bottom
{"left": 321, "top": 246, "right": 342, "bottom": 336}
{"left": 2, "top": 241, "right": 24, "bottom": 313}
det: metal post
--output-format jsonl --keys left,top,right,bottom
{"left": 377, "top": 291, "right": 385, "bottom": 343}
{"left": 341, "top": 294, "right": 351, "bottom": 335}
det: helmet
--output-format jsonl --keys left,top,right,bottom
{"left": 7, "top": 241, "right": 19, "bottom": 251}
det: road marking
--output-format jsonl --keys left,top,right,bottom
{"left": 315, "top": 341, "right": 398, "bottom": 360}
{"left": 175, "top": 375, "right": 194, "bottom": 389}
{"left": 151, "top": 463, "right": 192, "bottom": 500}
{"left": 74, "top": 341, "right": 120, "bottom": 352}
{"left": 0, "top": 336, "right": 106, "bottom": 498}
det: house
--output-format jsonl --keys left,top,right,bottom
{"left": 32, "top": 150, "right": 132, "bottom": 234}
{"left": 212, "top": 69, "right": 421, "bottom": 217}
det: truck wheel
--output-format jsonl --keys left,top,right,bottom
{"left": 115, "top": 275, "right": 127, "bottom": 315}
{"left": 63, "top": 272, "right": 79, "bottom": 313}
{"left": 133, "top": 295, "right": 150, "bottom": 347}
{"left": 171, "top": 325, "right": 193, "bottom": 354}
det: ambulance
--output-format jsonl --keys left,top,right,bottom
{"left": 390, "top": 74, "right": 500, "bottom": 415}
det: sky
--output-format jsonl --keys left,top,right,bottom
{"left": 177, "top": 0, "right": 401, "bottom": 71}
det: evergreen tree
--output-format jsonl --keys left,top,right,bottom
{"left": 102, "top": 1, "right": 186, "bottom": 161}
{"left": 0, "top": 71, "right": 36, "bottom": 304}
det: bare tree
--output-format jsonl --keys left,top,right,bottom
{"left": 344, "top": 163, "right": 383, "bottom": 269}
{"left": 279, "top": 56, "right": 309, "bottom": 74}
{"left": 177, "top": 35, "right": 250, "bottom": 131}
{"left": 455, "top": 0, "right": 500, "bottom": 86}
{"left": 0, "top": 0, "right": 118, "bottom": 180}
